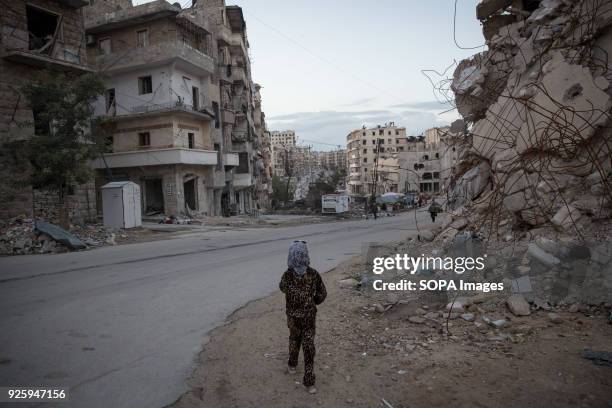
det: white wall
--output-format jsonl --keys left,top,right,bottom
{"left": 93, "top": 65, "right": 209, "bottom": 116}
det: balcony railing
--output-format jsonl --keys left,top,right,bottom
{"left": 94, "top": 40, "right": 215, "bottom": 74}
{"left": 129, "top": 100, "right": 212, "bottom": 115}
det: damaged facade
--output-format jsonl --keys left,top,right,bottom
{"left": 86, "top": 0, "right": 271, "bottom": 217}
{"left": 346, "top": 123, "right": 465, "bottom": 197}
{"left": 445, "top": 0, "right": 612, "bottom": 304}
{"left": 0, "top": 0, "right": 97, "bottom": 223}
{"left": 346, "top": 123, "right": 408, "bottom": 196}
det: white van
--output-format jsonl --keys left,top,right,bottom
{"left": 322, "top": 194, "right": 350, "bottom": 214}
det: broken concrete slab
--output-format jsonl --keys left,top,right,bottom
{"left": 338, "top": 278, "right": 360, "bottom": 288}
{"left": 35, "top": 221, "right": 86, "bottom": 250}
{"left": 527, "top": 243, "right": 561, "bottom": 267}
{"left": 551, "top": 205, "right": 581, "bottom": 231}
{"left": 507, "top": 294, "right": 531, "bottom": 316}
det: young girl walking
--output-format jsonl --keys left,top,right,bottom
{"left": 279, "top": 240, "right": 327, "bottom": 394}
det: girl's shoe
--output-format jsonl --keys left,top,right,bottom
{"left": 307, "top": 386, "right": 317, "bottom": 394}
{"left": 288, "top": 366, "right": 297, "bottom": 374}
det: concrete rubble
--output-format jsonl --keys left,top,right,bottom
{"left": 443, "top": 0, "right": 612, "bottom": 305}
{"left": 0, "top": 216, "right": 142, "bottom": 256}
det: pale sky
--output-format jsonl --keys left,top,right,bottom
{"left": 140, "top": 0, "right": 486, "bottom": 149}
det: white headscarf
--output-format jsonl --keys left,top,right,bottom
{"left": 287, "top": 240, "right": 310, "bottom": 276}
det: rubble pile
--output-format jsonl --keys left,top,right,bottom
{"left": 345, "top": 281, "right": 609, "bottom": 356}
{"left": 0, "top": 217, "right": 137, "bottom": 256}
{"left": 444, "top": 0, "right": 612, "bottom": 304}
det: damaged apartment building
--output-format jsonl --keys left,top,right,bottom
{"left": 0, "top": 0, "right": 97, "bottom": 223}
{"left": 346, "top": 123, "right": 465, "bottom": 197}
{"left": 85, "top": 0, "right": 271, "bottom": 217}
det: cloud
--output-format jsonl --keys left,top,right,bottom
{"left": 267, "top": 104, "right": 453, "bottom": 150}
{"left": 338, "top": 96, "right": 377, "bottom": 107}
{"left": 388, "top": 100, "right": 454, "bottom": 111}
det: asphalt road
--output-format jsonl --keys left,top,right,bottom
{"left": 0, "top": 211, "right": 435, "bottom": 408}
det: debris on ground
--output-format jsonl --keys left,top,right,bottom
{"left": 0, "top": 216, "right": 155, "bottom": 256}
{"left": 582, "top": 349, "right": 612, "bottom": 367}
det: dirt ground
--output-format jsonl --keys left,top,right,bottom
{"left": 169, "top": 257, "right": 612, "bottom": 408}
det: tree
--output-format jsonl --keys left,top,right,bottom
{"left": 272, "top": 174, "right": 294, "bottom": 204}
{"left": 304, "top": 169, "right": 345, "bottom": 210}
{"left": 8, "top": 71, "right": 106, "bottom": 228}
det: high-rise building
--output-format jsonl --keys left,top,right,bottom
{"left": 346, "top": 122, "right": 407, "bottom": 196}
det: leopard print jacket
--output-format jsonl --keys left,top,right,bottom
{"left": 279, "top": 267, "right": 327, "bottom": 319}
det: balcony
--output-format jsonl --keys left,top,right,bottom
{"left": 224, "top": 153, "right": 239, "bottom": 167}
{"left": 91, "top": 148, "right": 217, "bottom": 168}
{"left": 229, "top": 34, "right": 249, "bottom": 60}
{"left": 221, "top": 108, "right": 235, "bottom": 124}
{"left": 231, "top": 65, "right": 248, "bottom": 84}
{"left": 93, "top": 41, "right": 215, "bottom": 75}
{"left": 216, "top": 25, "right": 233, "bottom": 46}
{"left": 1, "top": 26, "right": 92, "bottom": 72}
{"left": 233, "top": 173, "right": 253, "bottom": 188}
{"left": 106, "top": 100, "right": 215, "bottom": 121}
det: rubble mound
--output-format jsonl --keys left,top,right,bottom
{"left": 0, "top": 217, "right": 139, "bottom": 256}
{"left": 442, "top": 0, "right": 612, "bottom": 303}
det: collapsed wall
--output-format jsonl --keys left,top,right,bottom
{"left": 445, "top": 0, "right": 612, "bottom": 304}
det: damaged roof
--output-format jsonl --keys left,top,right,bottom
{"left": 85, "top": 0, "right": 181, "bottom": 33}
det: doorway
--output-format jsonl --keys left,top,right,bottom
{"left": 184, "top": 178, "right": 197, "bottom": 211}
{"left": 144, "top": 179, "right": 164, "bottom": 214}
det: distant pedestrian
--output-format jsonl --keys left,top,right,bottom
{"left": 429, "top": 199, "right": 441, "bottom": 222}
{"left": 369, "top": 196, "right": 378, "bottom": 220}
{"left": 279, "top": 241, "right": 327, "bottom": 394}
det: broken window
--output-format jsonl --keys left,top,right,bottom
{"left": 363, "top": 158, "right": 367, "bottom": 163}
{"left": 188, "top": 132, "right": 195, "bottom": 149}
{"left": 139, "top": 132, "right": 150, "bottom": 146}
{"left": 136, "top": 29, "right": 148, "bottom": 47}
{"left": 192, "top": 86, "right": 199, "bottom": 110}
{"left": 138, "top": 76, "right": 152, "bottom": 95}
{"left": 212, "top": 101, "right": 220, "bottom": 128}
{"left": 99, "top": 37, "right": 111, "bottom": 55}
{"left": 362, "top": 140, "right": 366, "bottom": 145}
{"left": 105, "top": 89, "right": 116, "bottom": 113}
{"left": 26, "top": 6, "right": 61, "bottom": 54}
{"left": 237, "top": 152, "right": 249, "bottom": 173}
{"left": 363, "top": 148, "right": 367, "bottom": 154}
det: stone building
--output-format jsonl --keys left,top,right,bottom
{"left": 270, "top": 130, "right": 296, "bottom": 146}
{"left": 253, "top": 83, "right": 272, "bottom": 209}
{"left": 270, "top": 129, "right": 297, "bottom": 177}
{"left": 316, "top": 149, "right": 347, "bottom": 172}
{"left": 346, "top": 122, "right": 407, "bottom": 196}
{"left": 86, "top": 0, "right": 269, "bottom": 216}
{"left": 0, "top": 0, "right": 97, "bottom": 223}
{"left": 397, "top": 126, "right": 465, "bottom": 195}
